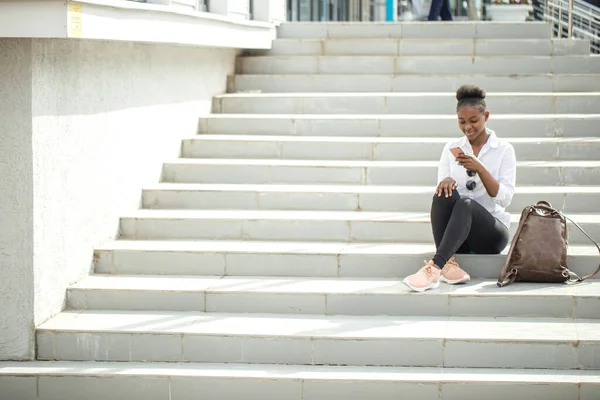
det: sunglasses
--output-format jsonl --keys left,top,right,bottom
{"left": 466, "top": 170, "right": 477, "bottom": 191}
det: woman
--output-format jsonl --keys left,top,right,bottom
{"left": 428, "top": 0, "right": 453, "bottom": 21}
{"left": 403, "top": 84, "right": 517, "bottom": 292}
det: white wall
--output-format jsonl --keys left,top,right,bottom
{"left": 0, "top": 38, "right": 236, "bottom": 359}
{"left": 0, "top": 1, "right": 276, "bottom": 49}
{"left": 0, "top": 39, "right": 35, "bottom": 360}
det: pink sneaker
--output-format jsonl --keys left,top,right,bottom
{"left": 440, "top": 257, "right": 471, "bottom": 284}
{"left": 403, "top": 261, "right": 441, "bottom": 292}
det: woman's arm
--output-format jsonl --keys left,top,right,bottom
{"left": 437, "top": 143, "right": 452, "bottom": 184}
{"left": 490, "top": 145, "right": 517, "bottom": 208}
{"left": 457, "top": 145, "right": 516, "bottom": 206}
{"left": 436, "top": 144, "right": 457, "bottom": 197}
{"left": 477, "top": 165, "right": 500, "bottom": 198}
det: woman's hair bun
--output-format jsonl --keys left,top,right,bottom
{"left": 456, "top": 84, "right": 486, "bottom": 101}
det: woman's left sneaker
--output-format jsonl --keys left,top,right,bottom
{"left": 403, "top": 260, "right": 441, "bottom": 292}
{"left": 440, "top": 257, "right": 471, "bottom": 284}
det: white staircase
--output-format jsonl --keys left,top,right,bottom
{"left": 2, "top": 22, "right": 600, "bottom": 400}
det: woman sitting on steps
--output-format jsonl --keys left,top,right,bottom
{"left": 403, "top": 84, "right": 517, "bottom": 292}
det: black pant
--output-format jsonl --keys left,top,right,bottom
{"left": 428, "top": 0, "right": 453, "bottom": 21}
{"left": 430, "top": 189, "right": 509, "bottom": 269}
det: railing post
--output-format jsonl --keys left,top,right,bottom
{"left": 558, "top": 0, "right": 563, "bottom": 37}
{"left": 548, "top": 0, "right": 554, "bottom": 37}
{"left": 568, "top": 0, "right": 574, "bottom": 37}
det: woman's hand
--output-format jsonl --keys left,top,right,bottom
{"left": 456, "top": 154, "right": 485, "bottom": 173}
{"left": 436, "top": 177, "right": 457, "bottom": 198}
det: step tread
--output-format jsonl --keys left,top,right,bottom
{"left": 71, "top": 275, "right": 600, "bottom": 297}
{"left": 121, "top": 209, "right": 600, "bottom": 223}
{"left": 215, "top": 92, "right": 600, "bottom": 98}
{"left": 96, "top": 239, "right": 599, "bottom": 255}
{"left": 240, "top": 55, "right": 590, "bottom": 59}
{"left": 38, "top": 310, "right": 599, "bottom": 342}
{"left": 201, "top": 113, "right": 600, "bottom": 119}
{"left": 144, "top": 183, "right": 600, "bottom": 194}
{"left": 234, "top": 73, "right": 600, "bottom": 77}
{"left": 97, "top": 239, "right": 435, "bottom": 253}
{"left": 187, "top": 134, "right": 600, "bottom": 143}
{"left": 2, "top": 361, "right": 597, "bottom": 383}
{"left": 271, "top": 36, "right": 567, "bottom": 39}
{"left": 166, "top": 158, "right": 600, "bottom": 168}
{"left": 279, "top": 21, "right": 548, "bottom": 24}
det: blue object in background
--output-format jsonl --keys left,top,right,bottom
{"left": 386, "top": 0, "right": 394, "bottom": 21}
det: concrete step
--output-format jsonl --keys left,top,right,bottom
{"left": 230, "top": 73, "right": 600, "bottom": 93}
{"left": 36, "top": 310, "right": 600, "bottom": 369}
{"left": 183, "top": 135, "right": 600, "bottom": 161}
{"left": 259, "top": 38, "right": 589, "bottom": 57}
{"left": 142, "top": 184, "right": 600, "bottom": 213}
{"left": 67, "top": 275, "right": 600, "bottom": 319}
{"left": 213, "top": 92, "right": 600, "bottom": 115}
{"left": 162, "top": 159, "right": 600, "bottom": 186}
{"left": 276, "top": 22, "right": 552, "bottom": 40}
{"left": 3, "top": 361, "right": 597, "bottom": 400}
{"left": 197, "top": 114, "right": 600, "bottom": 137}
{"left": 118, "top": 210, "right": 600, "bottom": 244}
{"left": 94, "top": 239, "right": 600, "bottom": 279}
{"left": 237, "top": 56, "right": 600, "bottom": 75}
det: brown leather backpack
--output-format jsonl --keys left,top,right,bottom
{"left": 497, "top": 201, "right": 600, "bottom": 287}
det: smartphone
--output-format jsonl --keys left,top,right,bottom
{"left": 449, "top": 146, "right": 465, "bottom": 159}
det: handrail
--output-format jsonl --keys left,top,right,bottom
{"left": 568, "top": 0, "right": 573, "bottom": 36}
{"left": 536, "top": 0, "right": 600, "bottom": 53}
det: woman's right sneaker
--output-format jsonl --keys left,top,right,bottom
{"left": 403, "top": 260, "right": 441, "bottom": 292}
{"left": 440, "top": 257, "right": 471, "bottom": 284}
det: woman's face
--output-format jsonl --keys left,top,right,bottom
{"left": 457, "top": 106, "right": 489, "bottom": 142}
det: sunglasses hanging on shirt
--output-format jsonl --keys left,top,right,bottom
{"left": 466, "top": 170, "right": 477, "bottom": 191}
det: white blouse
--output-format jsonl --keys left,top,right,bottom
{"left": 437, "top": 130, "right": 517, "bottom": 229}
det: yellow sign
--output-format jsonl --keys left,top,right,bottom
{"left": 69, "top": 3, "right": 83, "bottom": 38}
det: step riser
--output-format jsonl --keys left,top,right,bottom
{"left": 214, "top": 96, "right": 600, "bottom": 115}
{"left": 183, "top": 139, "right": 600, "bottom": 161}
{"left": 261, "top": 39, "right": 589, "bottom": 57}
{"left": 119, "top": 218, "right": 600, "bottom": 244}
{"left": 142, "top": 190, "right": 599, "bottom": 213}
{"left": 198, "top": 117, "right": 599, "bottom": 138}
{"left": 276, "top": 23, "right": 552, "bottom": 40}
{"left": 94, "top": 250, "right": 600, "bottom": 280}
{"left": 66, "top": 288, "right": 598, "bottom": 319}
{"left": 36, "top": 331, "right": 597, "bottom": 370}
{"left": 162, "top": 164, "right": 600, "bottom": 186}
{"left": 231, "top": 75, "right": 600, "bottom": 93}
{"left": 238, "top": 56, "right": 600, "bottom": 75}
{"left": 0, "top": 370, "right": 589, "bottom": 400}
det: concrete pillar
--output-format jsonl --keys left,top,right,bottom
{"left": 0, "top": 38, "right": 35, "bottom": 361}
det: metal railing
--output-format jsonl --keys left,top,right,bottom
{"left": 535, "top": 0, "right": 600, "bottom": 52}
{"left": 287, "top": 0, "right": 391, "bottom": 22}
{"left": 286, "top": 0, "right": 482, "bottom": 22}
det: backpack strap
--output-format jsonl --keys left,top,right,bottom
{"left": 563, "top": 215, "right": 600, "bottom": 282}
{"left": 497, "top": 206, "right": 533, "bottom": 287}
{"left": 497, "top": 268, "right": 519, "bottom": 287}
